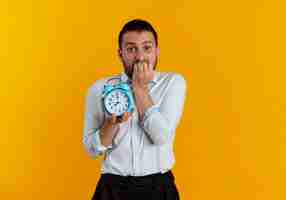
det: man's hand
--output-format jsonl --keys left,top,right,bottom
{"left": 132, "top": 62, "right": 155, "bottom": 121}
{"left": 132, "top": 62, "right": 155, "bottom": 91}
{"left": 100, "top": 112, "right": 131, "bottom": 147}
{"left": 111, "top": 112, "right": 131, "bottom": 124}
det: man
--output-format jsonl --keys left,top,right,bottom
{"left": 83, "top": 19, "right": 186, "bottom": 200}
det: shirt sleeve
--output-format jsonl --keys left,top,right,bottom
{"left": 82, "top": 83, "right": 113, "bottom": 158}
{"left": 141, "top": 74, "right": 187, "bottom": 145}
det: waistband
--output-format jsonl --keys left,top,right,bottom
{"left": 99, "top": 170, "right": 175, "bottom": 187}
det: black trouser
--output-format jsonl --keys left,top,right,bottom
{"left": 92, "top": 171, "right": 180, "bottom": 200}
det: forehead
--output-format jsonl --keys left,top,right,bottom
{"left": 122, "top": 31, "right": 155, "bottom": 46}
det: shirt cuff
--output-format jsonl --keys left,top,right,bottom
{"left": 89, "top": 128, "right": 113, "bottom": 154}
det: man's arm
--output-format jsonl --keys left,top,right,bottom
{"left": 144, "top": 74, "right": 186, "bottom": 145}
{"left": 133, "top": 67, "right": 186, "bottom": 145}
{"left": 133, "top": 86, "right": 154, "bottom": 121}
{"left": 83, "top": 84, "right": 110, "bottom": 158}
{"left": 83, "top": 83, "right": 131, "bottom": 158}
{"left": 132, "top": 62, "right": 155, "bottom": 121}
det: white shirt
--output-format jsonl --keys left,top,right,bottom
{"left": 83, "top": 71, "right": 187, "bottom": 176}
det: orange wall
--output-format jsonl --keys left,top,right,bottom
{"left": 1, "top": 0, "right": 286, "bottom": 199}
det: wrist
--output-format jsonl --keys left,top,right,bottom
{"left": 133, "top": 85, "right": 148, "bottom": 95}
{"left": 102, "top": 120, "right": 119, "bottom": 135}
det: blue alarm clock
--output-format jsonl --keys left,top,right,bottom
{"left": 102, "top": 82, "right": 135, "bottom": 117}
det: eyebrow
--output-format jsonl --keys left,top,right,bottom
{"left": 125, "top": 41, "right": 154, "bottom": 46}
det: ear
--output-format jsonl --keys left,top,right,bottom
{"left": 118, "top": 48, "right": 123, "bottom": 60}
{"left": 156, "top": 47, "right": 160, "bottom": 57}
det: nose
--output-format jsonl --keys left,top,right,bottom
{"left": 134, "top": 50, "right": 145, "bottom": 61}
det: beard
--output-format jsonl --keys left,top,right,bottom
{"left": 123, "top": 57, "right": 158, "bottom": 79}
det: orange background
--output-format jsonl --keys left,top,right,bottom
{"left": 1, "top": 0, "right": 286, "bottom": 199}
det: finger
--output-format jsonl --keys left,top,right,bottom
{"left": 143, "top": 62, "right": 148, "bottom": 73}
{"left": 126, "top": 112, "right": 132, "bottom": 121}
{"left": 148, "top": 62, "right": 153, "bottom": 71}
{"left": 138, "top": 62, "right": 143, "bottom": 73}
{"left": 122, "top": 112, "right": 128, "bottom": 122}
{"left": 134, "top": 63, "right": 138, "bottom": 73}
{"left": 132, "top": 63, "right": 138, "bottom": 80}
{"left": 111, "top": 114, "right": 116, "bottom": 124}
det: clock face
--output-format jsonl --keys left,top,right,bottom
{"left": 104, "top": 89, "right": 129, "bottom": 116}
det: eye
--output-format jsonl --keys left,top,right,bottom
{"left": 144, "top": 45, "right": 152, "bottom": 52}
{"left": 126, "top": 47, "right": 136, "bottom": 53}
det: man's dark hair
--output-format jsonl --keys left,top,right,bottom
{"left": 118, "top": 19, "right": 158, "bottom": 49}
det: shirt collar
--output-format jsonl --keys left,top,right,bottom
{"left": 120, "top": 71, "right": 159, "bottom": 85}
